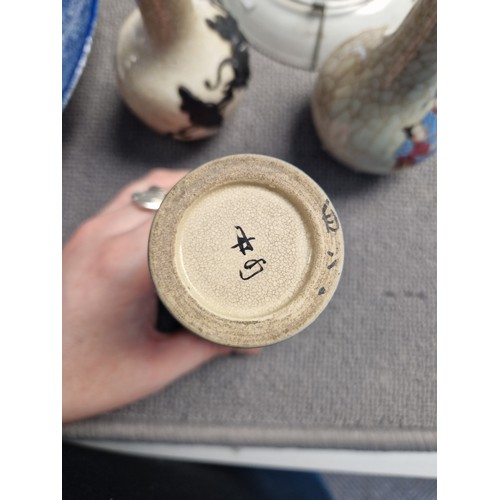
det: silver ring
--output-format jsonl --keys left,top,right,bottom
{"left": 131, "top": 186, "right": 167, "bottom": 211}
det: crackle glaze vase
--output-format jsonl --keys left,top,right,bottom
{"left": 116, "top": 0, "right": 250, "bottom": 140}
{"left": 312, "top": 0, "right": 436, "bottom": 174}
{"left": 148, "top": 154, "right": 344, "bottom": 348}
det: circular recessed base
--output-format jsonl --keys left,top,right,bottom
{"left": 149, "top": 154, "right": 344, "bottom": 347}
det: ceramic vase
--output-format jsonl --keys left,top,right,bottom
{"left": 148, "top": 154, "right": 344, "bottom": 348}
{"left": 312, "top": 0, "right": 436, "bottom": 174}
{"left": 116, "top": 0, "right": 250, "bottom": 140}
{"left": 222, "top": 0, "right": 415, "bottom": 71}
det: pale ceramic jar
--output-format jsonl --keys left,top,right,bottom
{"left": 222, "top": 0, "right": 415, "bottom": 70}
{"left": 116, "top": 0, "right": 250, "bottom": 140}
{"left": 148, "top": 154, "right": 344, "bottom": 348}
{"left": 312, "top": 0, "right": 436, "bottom": 174}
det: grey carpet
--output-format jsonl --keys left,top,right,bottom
{"left": 63, "top": 0, "right": 436, "bottom": 450}
{"left": 322, "top": 474, "right": 436, "bottom": 500}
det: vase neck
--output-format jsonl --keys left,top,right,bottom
{"left": 380, "top": 0, "right": 436, "bottom": 89}
{"left": 138, "top": 0, "right": 197, "bottom": 47}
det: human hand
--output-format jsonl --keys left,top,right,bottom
{"left": 63, "top": 169, "right": 254, "bottom": 424}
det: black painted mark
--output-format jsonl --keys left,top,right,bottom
{"left": 205, "top": 13, "right": 249, "bottom": 93}
{"left": 240, "top": 259, "right": 266, "bottom": 281}
{"left": 231, "top": 226, "right": 255, "bottom": 256}
{"left": 322, "top": 199, "right": 339, "bottom": 233}
{"left": 207, "top": 1, "right": 249, "bottom": 83}
{"left": 327, "top": 250, "right": 337, "bottom": 270}
{"left": 178, "top": 87, "right": 224, "bottom": 129}
{"left": 176, "top": 3, "right": 250, "bottom": 139}
{"left": 318, "top": 287, "right": 326, "bottom": 295}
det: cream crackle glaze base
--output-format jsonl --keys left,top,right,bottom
{"left": 148, "top": 154, "right": 344, "bottom": 348}
{"left": 116, "top": 0, "right": 249, "bottom": 140}
{"left": 312, "top": 0, "right": 436, "bottom": 174}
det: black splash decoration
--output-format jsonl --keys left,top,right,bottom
{"left": 179, "top": 86, "right": 224, "bottom": 128}
{"left": 176, "top": 1, "right": 250, "bottom": 139}
{"left": 204, "top": 11, "right": 250, "bottom": 92}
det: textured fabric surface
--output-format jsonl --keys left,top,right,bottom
{"left": 63, "top": 0, "right": 436, "bottom": 450}
{"left": 323, "top": 474, "right": 436, "bottom": 500}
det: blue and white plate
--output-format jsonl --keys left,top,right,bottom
{"left": 62, "top": 0, "right": 99, "bottom": 109}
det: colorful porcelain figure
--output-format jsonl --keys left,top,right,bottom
{"left": 116, "top": 0, "right": 250, "bottom": 140}
{"left": 312, "top": 0, "right": 436, "bottom": 174}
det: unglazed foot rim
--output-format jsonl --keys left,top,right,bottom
{"left": 148, "top": 154, "right": 344, "bottom": 348}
